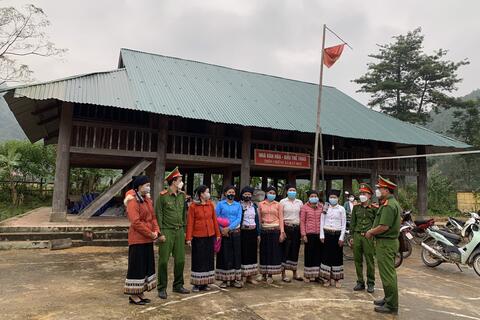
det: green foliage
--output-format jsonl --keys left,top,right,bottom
{"left": 69, "top": 168, "right": 121, "bottom": 195}
{"left": 427, "top": 168, "right": 457, "bottom": 215}
{"left": 354, "top": 28, "right": 468, "bottom": 124}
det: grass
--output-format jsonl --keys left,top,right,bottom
{"left": 0, "top": 197, "right": 51, "bottom": 222}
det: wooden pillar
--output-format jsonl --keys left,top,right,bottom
{"left": 370, "top": 141, "right": 379, "bottom": 185}
{"left": 417, "top": 145, "right": 428, "bottom": 217}
{"left": 273, "top": 177, "right": 279, "bottom": 189}
{"left": 261, "top": 175, "right": 268, "bottom": 190}
{"left": 204, "top": 171, "right": 212, "bottom": 190}
{"left": 187, "top": 171, "right": 195, "bottom": 196}
{"left": 343, "top": 175, "right": 352, "bottom": 194}
{"left": 326, "top": 180, "right": 332, "bottom": 194}
{"left": 223, "top": 167, "right": 233, "bottom": 188}
{"left": 153, "top": 117, "right": 168, "bottom": 201}
{"left": 240, "top": 127, "right": 251, "bottom": 189}
{"left": 287, "top": 172, "right": 296, "bottom": 186}
{"left": 51, "top": 102, "right": 73, "bottom": 222}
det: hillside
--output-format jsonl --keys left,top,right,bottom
{"left": 0, "top": 97, "right": 27, "bottom": 142}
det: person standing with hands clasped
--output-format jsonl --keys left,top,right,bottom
{"left": 124, "top": 176, "right": 159, "bottom": 305}
{"left": 320, "top": 189, "right": 346, "bottom": 288}
{"left": 186, "top": 185, "right": 221, "bottom": 292}
{"left": 155, "top": 167, "right": 190, "bottom": 300}
{"left": 365, "top": 176, "right": 401, "bottom": 315}
{"left": 351, "top": 183, "right": 377, "bottom": 293}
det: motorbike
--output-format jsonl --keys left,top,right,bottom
{"left": 421, "top": 215, "right": 480, "bottom": 277}
{"left": 401, "top": 210, "right": 435, "bottom": 241}
{"left": 445, "top": 216, "right": 465, "bottom": 235}
{"left": 400, "top": 223, "right": 414, "bottom": 258}
{"left": 445, "top": 212, "right": 480, "bottom": 241}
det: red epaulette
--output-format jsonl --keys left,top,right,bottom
{"left": 371, "top": 203, "right": 379, "bottom": 209}
{"left": 159, "top": 190, "right": 168, "bottom": 195}
{"left": 382, "top": 200, "right": 389, "bottom": 206}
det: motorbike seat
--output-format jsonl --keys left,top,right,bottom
{"left": 436, "top": 229, "right": 462, "bottom": 244}
{"left": 415, "top": 219, "right": 434, "bottom": 226}
{"left": 450, "top": 217, "right": 465, "bottom": 227}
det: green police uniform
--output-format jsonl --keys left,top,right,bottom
{"left": 350, "top": 202, "right": 377, "bottom": 287}
{"left": 155, "top": 188, "right": 187, "bottom": 292}
{"left": 373, "top": 194, "right": 401, "bottom": 311}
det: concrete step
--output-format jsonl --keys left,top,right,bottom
{"left": 0, "top": 239, "right": 128, "bottom": 250}
{"left": 0, "top": 230, "right": 128, "bottom": 242}
{"left": 0, "top": 225, "right": 128, "bottom": 233}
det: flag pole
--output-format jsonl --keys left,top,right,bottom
{"left": 312, "top": 23, "right": 326, "bottom": 200}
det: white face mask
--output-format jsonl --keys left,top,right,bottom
{"left": 359, "top": 195, "right": 368, "bottom": 203}
{"left": 177, "top": 181, "right": 184, "bottom": 190}
{"left": 349, "top": 196, "right": 355, "bottom": 202}
{"left": 375, "top": 189, "right": 382, "bottom": 198}
{"left": 203, "top": 192, "right": 211, "bottom": 200}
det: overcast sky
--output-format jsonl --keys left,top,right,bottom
{"left": 5, "top": 0, "right": 480, "bottom": 105}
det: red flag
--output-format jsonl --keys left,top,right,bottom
{"left": 323, "top": 44, "right": 345, "bottom": 68}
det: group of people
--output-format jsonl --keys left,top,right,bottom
{"left": 123, "top": 166, "right": 401, "bottom": 315}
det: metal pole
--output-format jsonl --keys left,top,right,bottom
{"left": 312, "top": 24, "right": 326, "bottom": 193}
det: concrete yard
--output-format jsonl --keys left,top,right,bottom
{"left": 0, "top": 245, "right": 479, "bottom": 320}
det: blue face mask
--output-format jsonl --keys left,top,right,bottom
{"left": 309, "top": 197, "right": 319, "bottom": 204}
{"left": 287, "top": 191, "right": 297, "bottom": 199}
{"left": 329, "top": 198, "right": 338, "bottom": 206}
{"left": 266, "top": 194, "right": 276, "bottom": 201}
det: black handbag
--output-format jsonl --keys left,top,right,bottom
{"left": 398, "top": 232, "right": 409, "bottom": 253}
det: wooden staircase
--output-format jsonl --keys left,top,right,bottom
{"left": 77, "top": 159, "right": 152, "bottom": 220}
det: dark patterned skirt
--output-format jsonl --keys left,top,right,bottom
{"left": 191, "top": 236, "right": 215, "bottom": 285}
{"left": 215, "top": 230, "right": 242, "bottom": 281}
{"left": 124, "top": 243, "right": 157, "bottom": 295}
{"left": 281, "top": 224, "right": 301, "bottom": 271}
{"left": 259, "top": 228, "right": 282, "bottom": 275}
{"left": 320, "top": 230, "right": 344, "bottom": 281}
{"left": 304, "top": 233, "right": 322, "bottom": 280}
{"left": 241, "top": 228, "right": 259, "bottom": 277}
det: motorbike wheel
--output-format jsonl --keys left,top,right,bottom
{"left": 472, "top": 252, "right": 480, "bottom": 277}
{"left": 421, "top": 238, "right": 443, "bottom": 267}
{"left": 343, "top": 235, "right": 354, "bottom": 261}
{"left": 402, "top": 240, "right": 412, "bottom": 259}
{"left": 395, "top": 252, "right": 403, "bottom": 268}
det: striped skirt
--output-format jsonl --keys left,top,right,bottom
{"left": 304, "top": 233, "right": 322, "bottom": 280}
{"left": 320, "top": 230, "right": 344, "bottom": 281}
{"left": 281, "top": 224, "right": 301, "bottom": 271}
{"left": 215, "top": 231, "right": 242, "bottom": 281}
{"left": 124, "top": 243, "right": 157, "bottom": 295}
{"left": 241, "top": 228, "right": 259, "bottom": 277}
{"left": 191, "top": 236, "right": 215, "bottom": 285}
{"left": 259, "top": 228, "right": 283, "bottom": 275}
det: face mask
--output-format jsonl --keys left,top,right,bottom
{"left": 309, "top": 197, "right": 319, "bottom": 204}
{"left": 142, "top": 186, "right": 151, "bottom": 194}
{"left": 375, "top": 189, "right": 382, "bottom": 198}
{"left": 203, "top": 192, "right": 211, "bottom": 200}
{"left": 242, "top": 195, "right": 252, "bottom": 202}
{"left": 329, "top": 198, "right": 338, "bottom": 206}
{"left": 266, "top": 194, "right": 276, "bottom": 201}
{"left": 177, "top": 181, "right": 184, "bottom": 190}
{"left": 226, "top": 194, "right": 235, "bottom": 200}
{"left": 359, "top": 195, "right": 368, "bottom": 203}
{"left": 349, "top": 196, "right": 355, "bottom": 202}
{"left": 287, "top": 191, "right": 297, "bottom": 199}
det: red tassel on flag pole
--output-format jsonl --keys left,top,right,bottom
{"left": 323, "top": 44, "right": 345, "bottom": 68}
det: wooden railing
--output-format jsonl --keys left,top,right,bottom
{"left": 167, "top": 131, "right": 241, "bottom": 160}
{"left": 71, "top": 121, "right": 157, "bottom": 153}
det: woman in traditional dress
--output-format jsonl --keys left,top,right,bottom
{"left": 239, "top": 186, "right": 260, "bottom": 284}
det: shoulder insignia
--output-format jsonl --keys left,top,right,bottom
{"left": 382, "top": 200, "right": 389, "bottom": 206}
{"left": 371, "top": 203, "right": 379, "bottom": 209}
{"left": 160, "top": 190, "right": 168, "bottom": 195}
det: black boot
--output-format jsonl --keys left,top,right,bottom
{"left": 367, "top": 284, "right": 375, "bottom": 293}
{"left": 173, "top": 287, "right": 190, "bottom": 294}
{"left": 374, "top": 305, "right": 398, "bottom": 314}
{"left": 373, "top": 298, "right": 385, "bottom": 306}
{"left": 353, "top": 282, "right": 365, "bottom": 291}
{"left": 158, "top": 289, "right": 167, "bottom": 300}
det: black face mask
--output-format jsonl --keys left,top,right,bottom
{"left": 242, "top": 195, "right": 252, "bottom": 202}
{"left": 226, "top": 194, "right": 235, "bottom": 200}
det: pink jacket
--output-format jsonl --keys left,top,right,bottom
{"left": 300, "top": 203, "right": 324, "bottom": 236}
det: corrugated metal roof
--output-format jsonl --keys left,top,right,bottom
{"left": 2, "top": 48, "right": 469, "bottom": 149}
{"left": 119, "top": 48, "right": 469, "bottom": 148}
{"left": 11, "top": 68, "right": 135, "bottom": 109}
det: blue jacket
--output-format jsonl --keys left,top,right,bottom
{"left": 215, "top": 200, "right": 242, "bottom": 230}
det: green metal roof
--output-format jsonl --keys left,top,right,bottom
{"left": 119, "top": 48, "right": 468, "bottom": 148}
{"left": 2, "top": 48, "right": 469, "bottom": 149}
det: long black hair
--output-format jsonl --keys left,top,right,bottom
{"left": 195, "top": 185, "right": 209, "bottom": 199}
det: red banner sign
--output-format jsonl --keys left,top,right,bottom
{"left": 254, "top": 149, "right": 311, "bottom": 169}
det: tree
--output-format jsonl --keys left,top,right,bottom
{"left": 354, "top": 28, "right": 468, "bottom": 124}
{"left": 0, "top": 143, "right": 20, "bottom": 204}
{"left": 0, "top": 4, "right": 66, "bottom": 84}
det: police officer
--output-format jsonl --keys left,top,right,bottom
{"left": 350, "top": 183, "right": 377, "bottom": 293}
{"left": 155, "top": 167, "right": 190, "bottom": 299}
{"left": 365, "top": 176, "right": 401, "bottom": 315}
